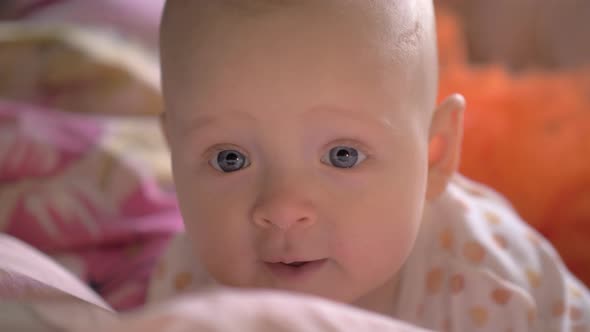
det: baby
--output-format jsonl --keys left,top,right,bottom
{"left": 155, "top": 0, "right": 590, "bottom": 331}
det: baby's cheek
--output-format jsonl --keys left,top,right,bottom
{"left": 341, "top": 192, "right": 419, "bottom": 267}
{"left": 372, "top": 191, "right": 421, "bottom": 253}
{"left": 190, "top": 224, "right": 254, "bottom": 287}
{"left": 187, "top": 192, "right": 256, "bottom": 266}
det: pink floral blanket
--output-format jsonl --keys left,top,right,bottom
{"left": 0, "top": 100, "right": 183, "bottom": 310}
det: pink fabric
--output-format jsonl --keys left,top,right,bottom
{"left": 0, "top": 102, "right": 101, "bottom": 182}
{"left": 0, "top": 100, "right": 183, "bottom": 310}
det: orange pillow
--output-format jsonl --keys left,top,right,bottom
{"left": 436, "top": 6, "right": 590, "bottom": 285}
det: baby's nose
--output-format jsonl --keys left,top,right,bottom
{"left": 251, "top": 194, "right": 317, "bottom": 231}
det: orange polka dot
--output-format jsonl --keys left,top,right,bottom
{"left": 174, "top": 272, "right": 193, "bottom": 291}
{"left": 467, "top": 186, "right": 484, "bottom": 197}
{"left": 469, "top": 306, "right": 489, "bottom": 327}
{"left": 463, "top": 241, "right": 486, "bottom": 264}
{"left": 527, "top": 308, "right": 537, "bottom": 325}
{"left": 491, "top": 288, "right": 512, "bottom": 306}
{"left": 450, "top": 274, "right": 465, "bottom": 294}
{"left": 457, "top": 199, "right": 469, "bottom": 211}
{"left": 426, "top": 268, "right": 444, "bottom": 295}
{"left": 552, "top": 301, "right": 565, "bottom": 317}
{"left": 571, "top": 286, "right": 583, "bottom": 299}
{"left": 527, "top": 232, "right": 542, "bottom": 246}
{"left": 526, "top": 269, "right": 541, "bottom": 288}
{"left": 440, "top": 228, "right": 454, "bottom": 251}
{"left": 493, "top": 234, "right": 509, "bottom": 249}
{"left": 570, "top": 306, "right": 583, "bottom": 320}
{"left": 416, "top": 303, "right": 425, "bottom": 318}
{"left": 484, "top": 211, "right": 502, "bottom": 225}
{"left": 441, "top": 318, "right": 452, "bottom": 332}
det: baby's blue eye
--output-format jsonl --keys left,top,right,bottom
{"left": 211, "top": 150, "right": 250, "bottom": 173}
{"left": 322, "top": 146, "right": 367, "bottom": 168}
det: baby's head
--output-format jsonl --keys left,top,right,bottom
{"left": 160, "top": 0, "right": 464, "bottom": 314}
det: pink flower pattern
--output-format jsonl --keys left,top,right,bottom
{"left": 0, "top": 101, "right": 183, "bottom": 310}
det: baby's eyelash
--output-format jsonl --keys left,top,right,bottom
{"left": 201, "top": 139, "right": 373, "bottom": 162}
{"left": 203, "top": 144, "right": 247, "bottom": 157}
{"left": 325, "top": 139, "right": 373, "bottom": 156}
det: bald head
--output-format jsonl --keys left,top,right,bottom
{"left": 157, "top": 2, "right": 469, "bottom": 310}
{"left": 160, "top": 0, "right": 438, "bottom": 113}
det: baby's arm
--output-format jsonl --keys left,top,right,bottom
{"left": 521, "top": 231, "right": 590, "bottom": 331}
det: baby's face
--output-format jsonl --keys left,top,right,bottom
{"left": 162, "top": 0, "right": 441, "bottom": 309}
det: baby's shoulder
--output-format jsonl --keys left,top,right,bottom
{"left": 419, "top": 174, "right": 565, "bottom": 288}
{"left": 397, "top": 175, "right": 589, "bottom": 330}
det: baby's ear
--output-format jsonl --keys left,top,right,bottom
{"left": 426, "top": 93, "right": 466, "bottom": 200}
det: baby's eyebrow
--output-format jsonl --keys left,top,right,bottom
{"left": 302, "top": 105, "right": 399, "bottom": 133}
{"left": 179, "top": 109, "right": 256, "bottom": 136}
{"left": 176, "top": 104, "right": 399, "bottom": 139}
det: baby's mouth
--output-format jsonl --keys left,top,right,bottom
{"left": 264, "top": 259, "right": 327, "bottom": 279}
{"left": 283, "top": 261, "right": 307, "bottom": 267}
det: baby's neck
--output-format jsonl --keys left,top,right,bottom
{"left": 353, "top": 274, "right": 400, "bottom": 317}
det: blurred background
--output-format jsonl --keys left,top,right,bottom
{"left": 0, "top": 0, "right": 588, "bottom": 311}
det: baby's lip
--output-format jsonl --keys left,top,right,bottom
{"left": 263, "top": 256, "right": 326, "bottom": 264}
{"left": 265, "top": 258, "right": 319, "bottom": 264}
{"left": 264, "top": 259, "right": 328, "bottom": 279}
{"left": 263, "top": 254, "right": 330, "bottom": 266}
